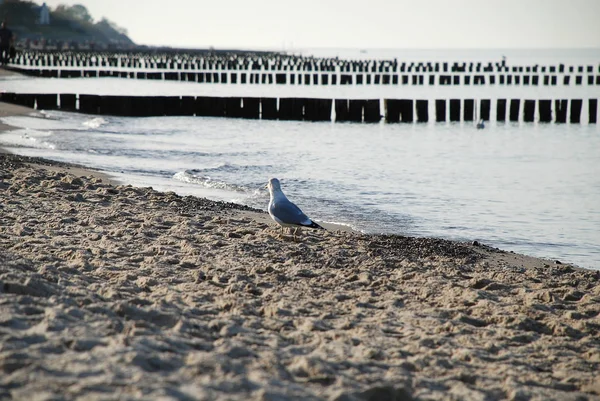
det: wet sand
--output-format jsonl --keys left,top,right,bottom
{"left": 1, "top": 103, "right": 600, "bottom": 400}
{"left": 0, "top": 99, "right": 38, "bottom": 133}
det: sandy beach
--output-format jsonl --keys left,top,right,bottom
{"left": 1, "top": 101, "right": 600, "bottom": 400}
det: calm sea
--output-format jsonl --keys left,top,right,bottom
{"left": 1, "top": 48, "right": 599, "bottom": 269}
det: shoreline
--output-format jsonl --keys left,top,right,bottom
{"left": 0, "top": 101, "right": 121, "bottom": 187}
{"left": 0, "top": 146, "right": 588, "bottom": 272}
{"left": 0, "top": 100, "right": 353, "bottom": 233}
{"left": 0, "top": 100, "right": 594, "bottom": 268}
{"left": 2, "top": 103, "right": 600, "bottom": 399}
{"left": 0, "top": 100, "right": 596, "bottom": 267}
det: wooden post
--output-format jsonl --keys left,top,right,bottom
{"left": 149, "top": 96, "right": 167, "bottom": 116}
{"left": 555, "top": 99, "right": 568, "bottom": 123}
{"left": 570, "top": 99, "right": 582, "bottom": 123}
{"left": 363, "top": 100, "right": 381, "bottom": 123}
{"left": 589, "top": 99, "right": 598, "bottom": 124}
{"left": 435, "top": 99, "right": 446, "bottom": 122}
{"left": 59, "top": 94, "right": 76, "bottom": 111}
{"left": 79, "top": 95, "right": 101, "bottom": 114}
{"left": 335, "top": 99, "right": 350, "bottom": 122}
{"left": 225, "top": 98, "right": 243, "bottom": 118}
{"left": 98, "top": 96, "right": 127, "bottom": 116}
{"left": 463, "top": 99, "right": 474, "bottom": 121}
{"left": 35, "top": 94, "right": 58, "bottom": 110}
{"left": 348, "top": 100, "right": 364, "bottom": 122}
{"left": 260, "top": 98, "right": 278, "bottom": 120}
{"left": 304, "top": 99, "right": 332, "bottom": 121}
{"left": 181, "top": 97, "right": 196, "bottom": 116}
{"left": 497, "top": 99, "right": 507, "bottom": 122}
{"left": 523, "top": 100, "right": 535, "bottom": 122}
{"left": 196, "top": 96, "right": 226, "bottom": 117}
{"left": 480, "top": 99, "right": 491, "bottom": 121}
{"left": 509, "top": 99, "right": 520, "bottom": 122}
{"left": 416, "top": 100, "right": 428, "bottom": 123}
{"left": 279, "top": 98, "right": 304, "bottom": 120}
{"left": 385, "top": 99, "right": 400, "bottom": 123}
{"left": 538, "top": 100, "right": 552, "bottom": 122}
{"left": 396, "top": 99, "right": 413, "bottom": 123}
{"left": 449, "top": 99, "right": 460, "bottom": 122}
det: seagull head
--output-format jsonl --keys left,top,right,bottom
{"left": 267, "top": 177, "right": 282, "bottom": 194}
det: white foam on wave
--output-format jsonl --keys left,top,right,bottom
{"left": 83, "top": 117, "right": 108, "bottom": 129}
{"left": 172, "top": 170, "right": 262, "bottom": 196}
{"left": 320, "top": 220, "right": 361, "bottom": 233}
{"left": 173, "top": 171, "right": 230, "bottom": 190}
{"left": 1, "top": 112, "right": 84, "bottom": 131}
{"left": 0, "top": 128, "right": 56, "bottom": 150}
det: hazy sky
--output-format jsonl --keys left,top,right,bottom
{"left": 39, "top": 0, "right": 600, "bottom": 50}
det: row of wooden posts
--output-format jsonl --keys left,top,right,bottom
{"left": 1, "top": 93, "right": 597, "bottom": 124}
{"left": 8, "top": 65, "right": 600, "bottom": 87}
{"left": 11, "top": 50, "right": 600, "bottom": 75}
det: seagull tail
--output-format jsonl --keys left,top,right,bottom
{"left": 308, "top": 221, "right": 325, "bottom": 230}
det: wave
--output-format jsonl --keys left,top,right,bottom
{"left": 319, "top": 219, "right": 362, "bottom": 233}
{"left": 172, "top": 170, "right": 262, "bottom": 195}
{"left": 38, "top": 110, "right": 60, "bottom": 120}
{"left": 0, "top": 129, "right": 57, "bottom": 150}
{"left": 187, "top": 162, "right": 273, "bottom": 174}
{"left": 83, "top": 117, "right": 108, "bottom": 129}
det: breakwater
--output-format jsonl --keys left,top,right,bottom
{"left": 2, "top": 50, "right": 599, "bottom": 124}
{"left": 5, "top": 50, "right": 600, "bottom": 87}
{"left": 1, "top": 92, "right": 597, "bottom": 124}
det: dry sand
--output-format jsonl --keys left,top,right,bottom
{"left": 1, "top": 102, "right": 600, "bottom": 400}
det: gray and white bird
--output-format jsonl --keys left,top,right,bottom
{"left": 267, "top": 178, "right": 324, "bottom": 236}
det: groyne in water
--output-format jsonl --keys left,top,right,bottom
{"left": 2, "top": 50, "right": 599, "bottom": 124}
{"left": 5, "top": 50, "right": 600, "bottom": 88}
{"left": 1, "top": 92, "right": 597, "bottom": 124}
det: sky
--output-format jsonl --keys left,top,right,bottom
{"left": 38, "top": 0, "right": 600, "bottom": 50}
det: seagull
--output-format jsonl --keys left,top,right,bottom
{"left": 267, "top": 178, "right": 324, "bottom": 237}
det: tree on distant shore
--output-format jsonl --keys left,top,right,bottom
{"left": 0, "top": 0, "right": 38, "bottom": 25}
{"left": 0, "top": 0, "right": 134, "bottom": 46}
{"left": 97, "top": 17, "right": 128, "bottom": 37}
{"left": 53, "top": 4, "right": 128, "bottom": 37}
{"left": 54, "top": 4, "right": 93, "bottom": 24}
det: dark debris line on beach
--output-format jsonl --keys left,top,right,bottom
{"left": 0, "top": 151, "right": 87, "bottom": 170}
{"left": 0, "top": 152, "right": 484, "bottom": 260}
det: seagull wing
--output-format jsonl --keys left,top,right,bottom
{"left": 270, "top": 198, "right": 320, "bottom": 228}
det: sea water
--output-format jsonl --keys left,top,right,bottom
{"left": 2, "top": 111, "right": 599, "bottom": 269}
{"left": 1, "top": 48, "right": 599, "bottom": 269}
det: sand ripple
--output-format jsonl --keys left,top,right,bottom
{"left": 1, "top": 153, "right": 599, "bottom": 400}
